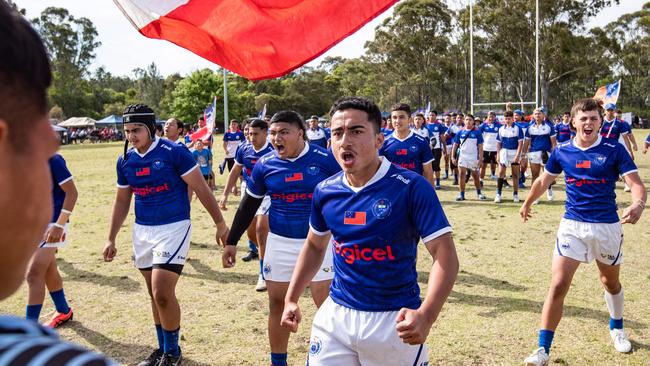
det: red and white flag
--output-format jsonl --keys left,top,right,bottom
{"left": 190, "top": 96, "right": 216, "bottom": 142}
{"left": 113, "top": 0, "right": 398, "bottom": 80}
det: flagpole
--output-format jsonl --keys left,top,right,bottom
{"left": 223, "top": 68, "right": 229, "bottom": 134}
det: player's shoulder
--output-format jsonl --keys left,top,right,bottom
{"left": 315, "top": 171, "right": 344, "bottom": 193}
{"left": 555, "top": 140, "right": 573, "bottom": 151}
{"left": 386, "top": 164, "right": 423, "bottom": 188}
{"left": 411, "top": 133, "right": 428, "bottom": 144}
{"left": 258, "top": 149, "right": 277, "bottom": 164}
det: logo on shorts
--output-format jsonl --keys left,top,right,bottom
{"left": 152, "top": 160, "right": 165, "bottom": 170}
{"left": 307, "top": 165, "right": 320, "bottom": 175}
{"left": 309, "top": 336, "right": 322, "bottom": 356}
{"left": 372, "top": 199, "right": 392, "bottom": 219}
{"left": 560, "top": 243, "right": 570, "bottom": 249}
{"left": 601, "top": 253, "right": 616, "bottom": 260}
{"left": 153, "top": 250, "right": 171, "bottom": 258}
{"left": 322, "top": 265, "right": 333, "bottom": 273}
{"left": 263, "top": 263, "right": 272, "bottom": 275}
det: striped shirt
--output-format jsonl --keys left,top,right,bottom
{"left": 0, "top": 316, "right": 115, "bottom": 366}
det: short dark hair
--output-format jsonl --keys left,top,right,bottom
{"left": 0, "top": 2, "right": 52, "bottom": 152}
{"left": 504, "top": 111, "right": 514, "bottom": 117}
{"left": 249, "top": 118, "right": 268, "bottom": 130}
{"left": 570, "top": 98, "right": 603, "bottom": 131}
{"left": 430, "top": 110, "right": 438, "bottom": 116}
{"left": 167, "top": 117, "right": 183, "bottom": 132}
{"left": 329, "top": 97, "right": 382, "bottom": 133}
{"left": 415, "top": 113, "right": 425, "bottom": 119}
{"left": 230, "top": 119, "right": 239, "bottom": 124}
{"left": 390, "top": 103, "right": 411, "bottom": 116}
{"left": 270, "top": 110, "right": 306, "bottom": 140}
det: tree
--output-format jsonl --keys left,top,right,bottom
{"left": 169, "top": 69, "right": 223, "bottom": 126}
{"left": 133, "top": 63, "right": 165, "bottom": 114}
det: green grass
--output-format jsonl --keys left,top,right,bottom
{"left": 3, "top": 131, "right": 650, "bottom": 365}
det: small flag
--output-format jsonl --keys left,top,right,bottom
{"left": 396, "top": 149, "right": 408, "bottom": 155}
{"left": 258, "top": 104, "right": 267, "bottom": 119}
{"left": 136, "top": 167, "right": 150, "bottom": 176}
{"left": 594, "top": 80, "right": 621, "bottom": 107}
{"left": 344, "top": 211, "right": 366, "bottom": 225}
{"left": 284, "top": 172, "right": 303, "bottom": 182}
{"left": 576, "top": 160, "right": 591, "bottom": 169}
{"left": 424, "top": 101, "right": 431, "bottom": 116}
{"left": 190, "top": 96, "right": 217, "bottom": 142}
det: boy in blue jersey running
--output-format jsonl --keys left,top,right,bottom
{"left": 25, "top": 154, "right": 78, "bottom": 328}
{"left": 222, "top": 111, "right": 341, "bottom": 366}
{"left": 520, "top": 98, "right": 646, "bottom": 366}
{"left": 380, "top": 103, "right": 435, "bottom": 186}
{"left": 281, "top": 96, "right": 458, "bottom": 366}
{"left": 219, "top": 118, "right": 274, "bottom": 292}
{"left": 103, "top": 104, "right": 229, "bottom": 366}
{"left": 451, "top": 114, "right": 487, "bottom": 201}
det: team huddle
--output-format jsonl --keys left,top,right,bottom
{"left": 27, "top": 97, "right": 647, "bottom": 366}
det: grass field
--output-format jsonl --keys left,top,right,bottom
{"left": 2, "top": 131, "right": 650, "bottom": 365}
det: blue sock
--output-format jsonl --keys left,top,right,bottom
{"left": 270, "top": 353, "right": 287, "bottom": 366}
{"left": 248, "top": 240, "right": 258, "bottom": 254}
{"left": 476, "top": 189, "right": 482, "bottom": 195}
{"left": 49, "top": 289, "right": 70, "bottom": 314}
{"left": 155, "top": 324, "right": 164, "bottom": 350}
{"left": 460, "top": 191, "right": 465, "bottom": 198}
{"left": 259, "top": 259, "right": 264, "bottom": 276}
{"left": 538, "top": 329, "right": 555, "bottom": 354}
{"left": 435, "top": 178, "right": 440, "bottom": 186}
{"left": 162, "top": 327, "right": 180, "bottom": 357}
{"left": 26, "top": 304, "right": 43, "bottom": 321}
{"left": 610, "top": 318, "right": 623, "bottom": 330}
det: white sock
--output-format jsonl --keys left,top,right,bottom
{"left": 605, "top": 287, "right": 624, "bottom": 320}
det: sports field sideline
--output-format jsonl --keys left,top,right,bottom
{"left": 3, "top": 130, "right": 650, "bottom": 365}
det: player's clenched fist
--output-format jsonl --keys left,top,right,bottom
{"left": 103, "top": 240, "right": 117, "bottom": 262}
{"left": 280, "top": 302, "right": 302, "bottom": 333}
{"left": 395, "top": 308, "right": 434, "bottom": 345}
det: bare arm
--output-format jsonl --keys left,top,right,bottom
{"left": 103, "top": 187, "right": 132, "bottom": 261}
{"left": 422, "top": 163, "right": 435, "bottom": 187}
{"left": 519, "top": 172, "right": 557, "bottom": 222}
{"left": 45, "top": 179, "right": 78, "bottom": 243}
{"left": 623, "top": 134, "right": 635, "bottom": 159}
{"left": 222, "top": 141, "right": 228, "bottom": 155}
{"left": 621, "top": 172, "right": 647, "bottom": 224}
{"left": 182, "top": 167, "right": 229, "bottom": 245}
{"left": 281, "top": 231, "right": 331, "bottom": 332}
{"left": 550, "top": 135, "right": 557, "bottom": 150}
{"left": 396, "top": 232, "right": 458, "bottom": 345}
{"left": 220, "top": 164, "right": 244, "bottom": 209}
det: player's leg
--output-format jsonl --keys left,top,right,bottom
{"left": 432, "top": 149, "right": 442, "bottom": 189}
{"left": 443, "top": 146, "right": 450, "bottom": 179}
{"left": 267, "top": 280, "right": 291, "bottom": 366}
{"left": 470, "top": 164, "right": 486, "bottom": 200}
{"left": 242, "top": 220, "right": 259, "bottom": 262}
{"left": 511, "top": 163, "right": 520, "bottom": 202}
{"left": 597, "top": 262, "right": 630, "bottom": 353}
{"left": 495, "top": 162, "right": 507, "bottom": 203}
{"left": 309, "top": 280, "right": 332, "bottom": 308}
{"left": 307, "top": 298, "right": 361, "bottom": 366}
{"left": 152, "top": 267, "right": 182, "bottom": 362}
{"left": 519, "top": 154, "right": 528, "bottom": 188}
{"left": 456, "top": 166, "right": 467, "bottom": 200}
{"left": 137, "top": 268, "right": 166, "bottom": 366}
{"left": 255, "top": 214, "right": 270, "bottom": 292}
{"left": 480, "top": 152, "right": 488, "bottom": 180}
{"left": 43, "top": 251, "right": 73, "bottom": 327}
{"left": 25, "top": 247, "right": 57, "bottom": 321}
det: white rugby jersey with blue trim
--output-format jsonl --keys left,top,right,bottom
{"left": 545, "top": 136, "right": 637, "bottom": 223}
{"left": 426, "top": 122, "right": 448, "bottom": 149}
{"left": 310, "top": 158, "right": 451, "bottom": 311}
{"left": 246, "top": 143, "right": 341, "bottom": 239}
{"left": 478, "top": 122, "right": 501, "bottom": 151}
{"left": 496, "top": 124, "right": 524, "bottom": 150}
{"left": 116, "top": 137, "right": 198, "bottom": 226}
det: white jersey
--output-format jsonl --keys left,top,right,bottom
{"left": 411, "top": 126, "right": 429, "bottom": 139}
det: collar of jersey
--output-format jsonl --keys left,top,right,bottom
{"left": 342, "top": 157, "right": 391, "bottom": 193}
{"left": 572, "top": 135, "right": 601, "bottom": 151}
{"left": 392, "top": 130, "right": 413, "bottom": 142}
{"left": 253, "top": 141, "right": 270, "bottom": 153}
{"left": 134, "top": 136, "right": 160, "bottom": 158}
{"left": 283, "top": 142, "right": 310, "bottom": 162}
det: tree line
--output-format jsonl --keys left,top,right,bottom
{"left": 17, "top": 0, "right": 650, "bottom": 125}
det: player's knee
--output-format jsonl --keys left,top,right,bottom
{"left": 152, "top": 288, "right": 173, "bottom": 308}
{"left": 268, "top": 295, "right": 284, "bottom": 314}
{"left": 25, "top": 266, "right": 46, "bottom": 286}
{"left": 600, "top": 276, "right": 621, "bottom": 294}
{"left": 549, "top": 278, "right": 571, "bottom": 298}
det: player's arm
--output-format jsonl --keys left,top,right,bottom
{"left": 281, "top": 230, "right": 331, "bottom": 333}
{"left": 621, "top": 172, "right": 646, "bottom": 224}
{"left": 422, "top": 162, "right": 435, "bottom": 187}
{"left": 515, "top": 139, "right": 523, "bottom": 163}
{"left": 103, "top": 187, "right": 132, "bottom": 262}
{"left": 519, "top": 171, "right": 556, "bottom": 222}
{"left": 495, "top": 141, "right": 502, "bottom": 164}
{"left": 222, "top": 192, "right": 264, "bottom": 267}
{"left": 622, "top": 133, "right": 635, "bottom": 160}
{"left": 46, "top": 179, "right": 78, "bottom": 243}
{"left": 396, "top": 232, "right": 458, "bottom": 345}
{"left": 451, "top": 143, "right": 459, "bottom": 164}
{"left": 182, "top": 167, "right": 229, "bottom": 245}
{"left": 219, "top": 164, "right": 244, "bottom": 210}
{"left": 627, "top": 131, "right": 638, "bottom": 151}
{"left": 477, "top": 143, "right": 483, "bottom": 162}
{"left": 522, "top": 138, "right": 530, "bottom": 154}
{"left": 222, "top": 141, "right": 228, "bottom": 155}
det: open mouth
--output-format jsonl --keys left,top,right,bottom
{"left": 275, "top": 144, "right": 285, "bottom": 154}
{"left": 584, "top": 127, "right": 594, "bottom": 136}
{"left": 341, "top": 151, "right": 355, "bottom": 167}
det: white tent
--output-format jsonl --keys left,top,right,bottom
{"left": 58, "top": 117, "right": 96, "bottom": 128}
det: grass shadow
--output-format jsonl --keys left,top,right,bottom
{"left": 184, "top": 257, "right": 259, "bottom": 285}
{"left": 58, "top": 258, "right": 141, "bottom": 293}
{"left": 69, "top": 322, "right": 211, "bottom": 366}
{"left": 447, "top": 290, "right": 647, "bottom": 330}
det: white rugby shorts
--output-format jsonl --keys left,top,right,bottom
{"left": 39, "top": 223, "right": 69, "bottom": 249}
{"left": 263, "top": 232, "right": 334, "bottom": 282}
{"left": 499, "top": 149, "right": 519, "bottom": 167}
{"left": 527, "top": 151, "right": 544, "bottom": 164}
{"left": 308, "top": 297, "right": 429, "bottom": 366}
{"left": 458, "top": 156, "right": 479, "bottom": 170}
{"left": 555, "top": 218, "right": 623, "bottom": 265}
{"left": 132, "top": 219, "right": 192, "bottom": 269}
{"left": 445, "top": 145, "right": 453, "bottom": 155}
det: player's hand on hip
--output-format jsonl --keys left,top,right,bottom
{"left": 103, "top": 241, "right": 117, "bottom": 262}
{"left": 45, "top": 225, "right": 64, "bottom": 243}
{"left": 222, "top": 245, "right": 237, "bottom": 268}
{"left": 621, "top": 203, "right": 644, "bottom": 224}
{"left": 519, "top": 204, "right": 532, "bottom": 222}
{"left": 395, "top": 308, "right": 433, "bottom": 345}
{"left": 216, "top": 221, "right": 230, "bottom": 247}
{"left": 280, "top": 301, "right": 302, "bottom": 333}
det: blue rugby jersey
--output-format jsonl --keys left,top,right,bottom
{"left": 426, "top": 122, "right": 448, "bottom": 149}
{"left": 496, "top": 124, "right": 524, "bottom": 150}
{"left": 545, "top": 136, "right": 637, "bottom": 223}
{"left": 310, "top": 158, "right": 451, "bottom": 311}
{"left": 525, "top": 121, "right": 556, "bottom": 152}
{"left": 234, "top": 141, "right": 274, "bottom": 186}
{"left": 379, "top": 132, "right": 434, "bottom": 175}
{"left": 246, "top": 143, "right": 341, "bottom": 239}
{"left": 555, "top": 122, "right": 574, "bottom": 143}
{"left": 49, "top": 154, "right": 73, "bottom": 223}
{"left": 116, "top": 137, "right": 198, "bottom": 226}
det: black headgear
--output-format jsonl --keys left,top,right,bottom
{"left": 122, "top": 104, "right": 156, "bottom": 159}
